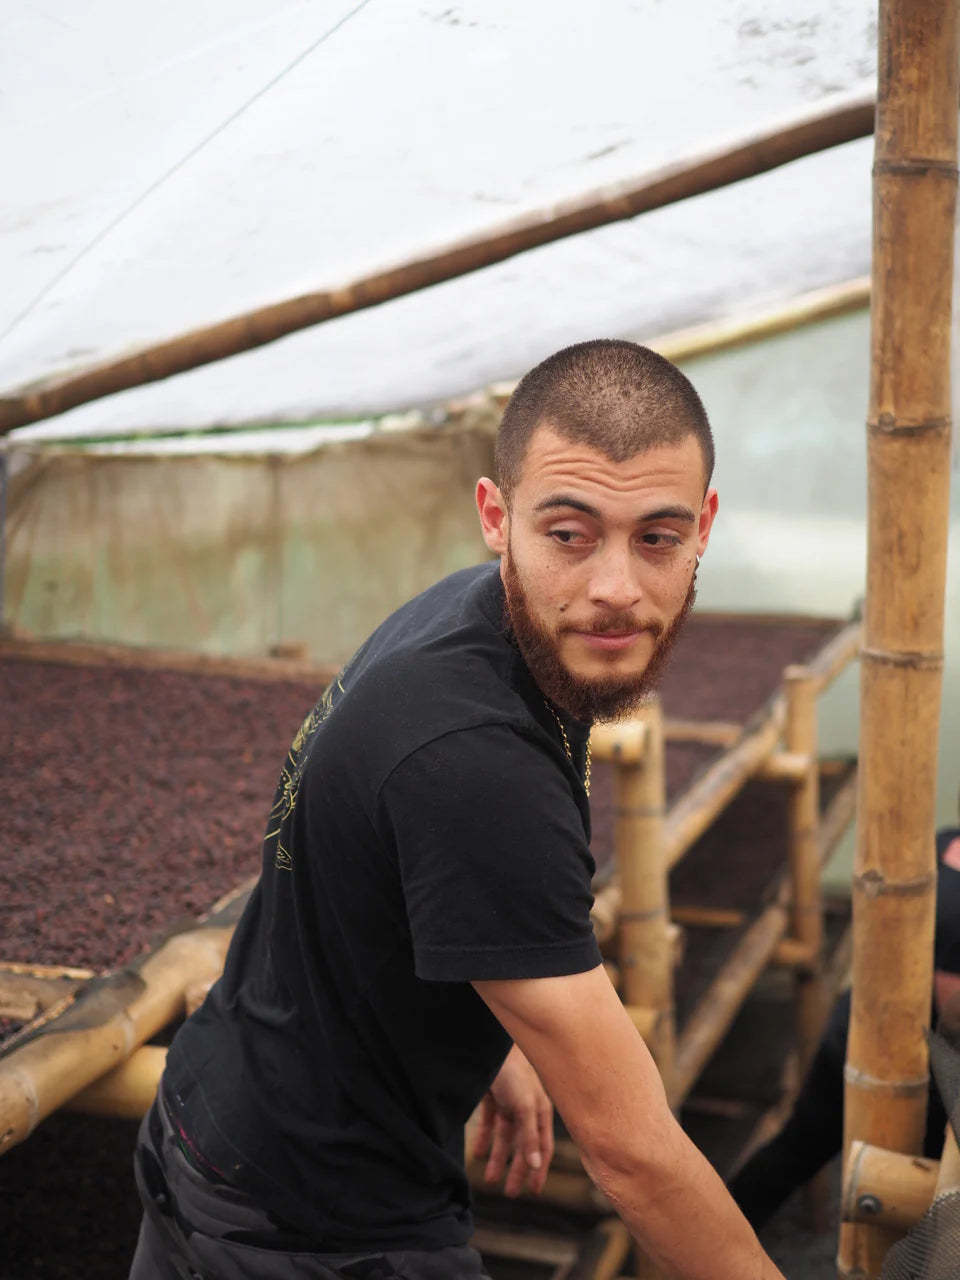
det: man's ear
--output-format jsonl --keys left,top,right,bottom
{"left": 476, "top": 477, "right": 509, "bottom": 555}
{"left": 697, "top": 487, "right": 719, "bottom": 557}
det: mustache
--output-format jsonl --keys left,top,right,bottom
{"left": 559, "top": 613, "right": 664, "bottom": 638}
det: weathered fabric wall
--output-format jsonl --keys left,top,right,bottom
{"left": 4, "top": 424, "right": 494, "bottom": 666}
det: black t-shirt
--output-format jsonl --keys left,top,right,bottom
{"left": 163, "top": 563, "right": 601, "bottom": 1250}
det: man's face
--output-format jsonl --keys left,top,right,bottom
{"left": 476, "top": 424, "right": 718, "bottom": 722}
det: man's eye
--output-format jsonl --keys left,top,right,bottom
{"left": 641, "top": 532, "right": 682, "bottom": 548}
{"left": 550, "top": 529, "right": 581, "bottom": 544}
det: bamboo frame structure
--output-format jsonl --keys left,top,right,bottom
{"left": 840, "top": 3, "right": 959, "bottom": 1276}
{"left": 0, "top": 92, "right": 874, "bottom": 436}
{"left": 0, "top": 610, "right": 862, "bottom": 1280}
{"left": 584, "top": 618, "right": 863, "bottom": 1163}
{"left": 0, "top": 886, "right": 250, "bottom": 1154}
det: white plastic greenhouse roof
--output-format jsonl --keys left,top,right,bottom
{"left": 2, "top": 0, "right": 879, "bottom": 440}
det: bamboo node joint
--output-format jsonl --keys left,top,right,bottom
{"left": 852, "top": 868, "right": 935, "bottom": 898}
{"left": 867, "top": 414, "right": 951, "bottom": 439}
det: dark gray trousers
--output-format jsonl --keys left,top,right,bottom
{"left": 129, "top": 1097, "right": 491, "bottom": 1280}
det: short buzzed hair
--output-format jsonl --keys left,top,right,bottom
{"left": 495, "top": 339, "right": 714, "bottom": 500}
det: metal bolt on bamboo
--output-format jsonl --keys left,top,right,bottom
{"left": 840, "top": 1, "right": 959, "bottom": 1276}
{"left": 842, "top": 1141, "right": 939, "bottom": 1232}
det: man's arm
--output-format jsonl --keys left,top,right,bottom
{"left": 474, "top": 965, "right": 787, "bottom": 1280}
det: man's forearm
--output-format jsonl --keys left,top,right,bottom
{"left": 580, "top": 1121, "right": 786, "bottom": 1280}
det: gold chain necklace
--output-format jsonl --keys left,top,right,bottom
{"left": 544, "top": 701, "right": 591, "bottom": 796}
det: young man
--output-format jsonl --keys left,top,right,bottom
{"left": 130, "top": 340, "right": 787, "bottom": 1280}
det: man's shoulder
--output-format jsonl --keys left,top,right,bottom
{"left": 310, "top": 561, "right": 540, "bottom": 773}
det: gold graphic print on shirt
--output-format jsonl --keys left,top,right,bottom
{"left": 265, "top": 672, "right": 345, "bottom": 872}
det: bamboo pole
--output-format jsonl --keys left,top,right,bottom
{"left": 67, "top": 1044, "right": 167, "bottom": 1120}
{"left": 842, "top": 1141, "right": 939, "bottom": 1231}
{"left": 615, "top": 698, "right": 674, "bottom": 1089}
{"left": 840, "top": 2, "right": 959, "bottom": 1275}
{"left": 0, "top": 897, "right": 245, "bottom": 1155}
{"left": 0, "top": 94, "right": 875, "bottom": 435}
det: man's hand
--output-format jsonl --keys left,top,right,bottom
{"left": 471, "top": 1043, "right": 554, "bottom": 1197}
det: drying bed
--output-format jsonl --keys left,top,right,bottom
{"left": 1, "top": 612, "right": 843, "bottom": 983}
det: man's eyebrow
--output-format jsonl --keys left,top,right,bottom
{"left": 533, "top": 496, "right": 697, "bottom": 523}
{"left": 533, "top": 495, "right": 601, "bottom": 518}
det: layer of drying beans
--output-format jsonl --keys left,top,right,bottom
{"left": 1, "top": 613, "right": 841, "bottom": 977}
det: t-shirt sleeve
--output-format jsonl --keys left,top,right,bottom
{"left": 379, "top": 723, "right": 602, "bottom": 983}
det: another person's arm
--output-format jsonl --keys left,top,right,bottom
{"left": 474, "top": 965, "right": 787, "bottom": 1280}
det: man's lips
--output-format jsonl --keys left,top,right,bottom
{"left": 567, "top": 629, "right": 647, "bottom": 652}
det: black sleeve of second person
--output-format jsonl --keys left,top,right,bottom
{"left": 936, "top": 827, "right": 960, "bottom": 974}
{"left": 379, "top": 723, "right": 601, "bottom": 983}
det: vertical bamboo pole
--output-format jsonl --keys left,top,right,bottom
{"left": 840, "top": 3, "right": 958, "bottom": 1276}
{"left": 615, "top": 696, "right": 672, "bottom": 1280}
{"left": 784, "top": 666, "right": 829, "bottom": 1228}
{"left": 617, "top": 696, "right": 674, "bottom": 1085}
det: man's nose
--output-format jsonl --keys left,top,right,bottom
{"left": 587, "top": 547, "right": 643, "bottom": 612}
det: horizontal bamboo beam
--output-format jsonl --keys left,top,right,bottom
{"left": 670, "top": 900, "right": 789, "bottom": 1106}
{"left": 0, "top": 892, "right": 248, "bottom": 1155}
{"left": 842, "top": 1140, "right": 939, "bottom": 1230}
{"left": 0, "top": 91, "right": 875, "bottom": 435}
{"left": 670, "top": 905, "right": 746, "bottom": 930}
{"left": 665, "top": 700, "right": 787, "bottom": 868}
{"left": 769, "top": 937, "right": 819, "bottom": 971}
{"left": 663, "top": 718, "right": 743, "bottom": 747}
{"left": 650, "top": 276, "right": 870, "bottom": 368}
{"left": 755, "top": 751, "right": 814, "bottom": 783}
{"left": 0, "top": 635, "right": 337, "bottom": 687}
{"left": 804, "top": 619, "right": 864, "bottom": 693}
{"left": 67, "top": 1044, "right": 166, "bottom": 1120}
{"left": 0, "top": 961, "right": 95, "bottom": 981}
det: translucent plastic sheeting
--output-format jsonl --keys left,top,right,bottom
{"left": 4, "top": 424, "right": 494, "bottom": 664}
{"left": 1, "top": 0, "right": 877, "bottom": 435}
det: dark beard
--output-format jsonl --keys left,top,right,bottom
{"left": 502, "top": 555, "right": 696, "bottom": 723}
